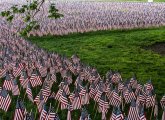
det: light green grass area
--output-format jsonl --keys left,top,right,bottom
{"left": 29, "top": 27, "right": 165, "bottom": 119}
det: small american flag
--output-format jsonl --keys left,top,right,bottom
{"left": 139, "top": 106, "right": 146, "bottom": 120}
{"left": 40, "top": 104, "right": 48, "bottom": 120}
{"left": 89, "top": 83, "right": 96, "bottom": 98}
{"left": 46, "top": 107, "right": 60, "bottom": 120}
{"left": 72, "top": 89, "right": 81, "bottom": 110}
{"left": 124, "top": 88, "right": 136, "bottom": 104}
{"left": 3, "top": 72, "right": 13, "bottom": 91}
{"left": 12, "top": 79, "right": 20, "bottom": 96}
{"left": 110, "top": 108, "right": 116, "bottom": 120}
{"left": 59, "top": 91, "right": 68, "bottom": 110}
{"left": 26, "top": 82, "right": 34, "bottom": 103}
{"left": 160, "top": 95, "right": 165, "bottom": 109}
{"left": 109, "top": 89, "right": 121, "bottom": 107}
{"left": 127, "top": 99, "right": 139, "bottom": 120}
{"left": 115, "top": 108, "right": 124, "bottom": 120}
{"left": 146, "top": 92, "right": 155, "bottom": 108}
{"left": 0, "top": 88, "right": 11, "bottom": 112}
{"left": 14, "top": 99, "right": 26, "bottom": 120}
{"left": 0, "top": 67, "right": 6, "bottom": 78}
{"left": 67, "top": 104, "right": 73, "bottom": 120}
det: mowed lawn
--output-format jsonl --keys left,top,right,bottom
{"left": 30, "top": 27, "right": 165, "bottom": 98}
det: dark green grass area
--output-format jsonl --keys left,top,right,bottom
{"left": 29, "top": 27, "right": 165, "bottom": 119}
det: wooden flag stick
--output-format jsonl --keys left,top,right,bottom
{"left": 56, "top": 101, "right": 60, "bottom": 113}
{"left": 94, "top": 106, "right": 98, "bottom": 119}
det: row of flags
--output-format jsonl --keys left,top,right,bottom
{"left": 1, "top": 1, "right": 165, "bottom": 36}
{"left": 0, "top": 17, "right": 165, "bottom": 120}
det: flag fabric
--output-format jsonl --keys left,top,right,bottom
{"left": 72, "top": 89, "right": 81, "bottom": 110}
{"left": 109, "top": 90, "right": 121, "bottom": 107}
{"left": 0, "top": 88, "right": 11, "bottom": 112}
{"left": 24, "top": 112, "right": 34, "bottom": 120}
{"left": 139, "top": 106, "right": 147, "bottom": 120}
{"left": 127, "top": 100, "right": 139, "bottom": 120}
{"left": 67, "top": 104, "right": 73, "bottom": 120}
{"left": 26, "top": 82, "right": 34, "bottom": 103}
{"left": 0, "top": 67, "right": 6, "bottom": 78}
{"left": 59, "top": 91, "right": 68, "bottom": 110}
{"left": 14, "top": 99, "right": 26, "bottom": 120}
{"left": 89, "top": 83, "right": 96, "bottom": 98}
{"left": 160, "top": 95, "right": 165, "bottom": 109}
{"left": 46, "top": 107, "right": 60, "bottom": 120}
{"left": 12, "top": 79, "right": 20, "bottom": 96}
{"left": 41, "top": 83, "right": 51, "bottom": 102}
{"left": 115, "top": 108, "right": 124, "bottom": 120}
{"left": 40, "top": 104, "right": 48, "bottom": 120}
{"left": 3, "top": 72, "right": 13, "bottom": 91}
{"left": 109, "top": 108, "right": 116, "bottom": 120}
{"left": 146, "top": 92, "right": 155, "bottom": 108}
{"left": 124, "top": 88, "right": 136, "bottom": 104}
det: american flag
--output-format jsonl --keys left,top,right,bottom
{"left": 12, "top": 79, "right": 20, "bottom": 96}
{"left": 14, "top": 99, "right": 26, "bottom": 120}
{"left": 136, "top": 93, "right": 146, "bottom": 107}
{"left": 40, "top": 104, "right": 48, "bottom": 120}
{"left": 144, "top": 80, "right": 154, "bottom": 95}
{"left": 115, "top": 108, "right": 124, "bottom": 120}
{"left": 109, "top": 89, "right": 121, "bottom": 107}
{"left": 139, "top": 106, "right": 146, "bottom": 120}
{"left": 59, "top": 91, "right": 68, "bottom": 110}
{"left": 98, "top": 94, "right": 109, "bottom": 114}
{"left": 20, "top": 71, "right": 29, "bottom": 89}
{"left": 63, "top": 80, "right": 70, "bottom": 95}
{"left": 55, "top": 87, "right": 63, "bottom": 101}
{"left": 146, "top": 92, "right": 155, "bottom": 108}
{"left": 127, "top": 99, "right": 139, "bottom": 120}
{"left": 0, "top": 67, "right": 6, "bottom": 78}
{"left": 46, "top": 107, "right": 60, "bottom": 120}
{"left": 124, "top": 88, "right": 136, "bottom": 104}
{"left": 94, "top": 87, "right": 103, "bottom": 102}
{"left": 39, "top": 66, "right": 47, "bottom": 78}
{"left": 24, "top": 112, "right": 34, "bottom": 120}
{"left": 82, "top": 86, "right": 90, "bottom": 105}
{"left": 72, "top": 89, "right": 81, "bottom": 110}
{"left": 109, "top": 108, "right": 116, "bottom": 120}
{"left": 26, "top": 82, "right": 34, "bottom": 103}
{"left": 67, "top": 104, "right": 73, "bottom": 120}
{"left": 0, "top": 88, "right": 11, "bottom": 112}
{"left": 41, "top": 83, "right": 51, "bottom": 102}
{"left": 38, "top": 93, "right": 45, "bottom": 113}
{"left": 3, "top": 72, "right": 13, "bottom": 91}
{"left": 135, "top": 84, "right": 143, "bottom": 96}
{"left": 89, "top": 83, "right": 96, "bottom": 98}
{"left": 30, "top": 69, "right": 42, "bottom": 87}
{"left": 160, "top": 95, "right": 165, "bottom": 109}
{"left": 13, "top": 62, "right": 24, "bottom": 77}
